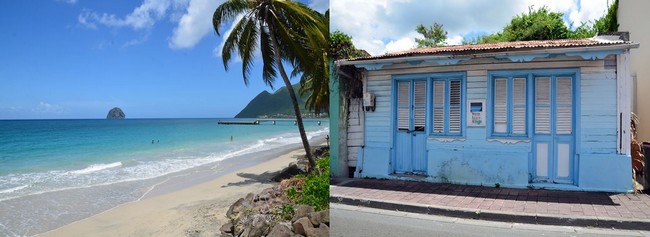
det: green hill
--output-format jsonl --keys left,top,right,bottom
{"left": 235, "top": 84, "right": 310, "bottom": 118}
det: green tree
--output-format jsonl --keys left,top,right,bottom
{"left": 415, "top": 22, "right": 447, "bottom": 48}
{"left": 466, "top": 2, "right": 620, "bottom": 44}
{"left": 213, "top": 0, "right": 326, "bottom": 170}
{"left": 593, "top": 0, "right": 618, "bottom": 33}
{"left": 329, "top": 30, "right": 368, "bottom": 99}
{"left": 501, "top": 6, "right": 569, "bottom": 41}
{"left": 296, "top": 10, "right": 329, "bottom": 115}
{"left": 329, "top": 30, "right": 366, "bottom": 60}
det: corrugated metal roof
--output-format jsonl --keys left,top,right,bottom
{"left": 350, "top": 38, "right": 631, "bottom": 61}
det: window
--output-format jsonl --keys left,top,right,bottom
{"left": 491, "top": 76, "right": 528, "bottom": 137}
{"left": 489, "top": 69, "right": 577, "bottom": 138}
{"left": 431, "top": 78, "right": 464, "bottom": 136}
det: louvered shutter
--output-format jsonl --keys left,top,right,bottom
{"left": 512, "top": 78, "right": 527, "bottom": 134}
{"left": 494, "top": 78, "right": 508, "bottom": 133}
{"left": 556, "top": 77, "right": 572, "bottom": 134}
{"left": 535, "top": 77, "right": 551, "bottom": 134}
{"left": 449, "top": 80, "right": 461, "bottom": 133}
{"left": 413, "top": 81, "right": 426, "bottom": 131}
{"left": 433, "top": 81, "right": 445, "bottom": 133}
{"left": 397, "top": 81, "right": 410, "bottom": 130}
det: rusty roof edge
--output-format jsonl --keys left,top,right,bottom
{"left": 336, "top": 42, "right": 639, "bottom": 67}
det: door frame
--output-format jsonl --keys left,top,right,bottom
{"left": 392, "top": 78, "right": 428, "bottom": 174}
{"left": 390, "top": 72, "right": 466, "bottom": 175}
{"left": 528, "top": 70, "right": 580, "bottom": 185}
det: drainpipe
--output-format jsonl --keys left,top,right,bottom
{"left": 357, "top": 71, "right": 368, "bottom": 178}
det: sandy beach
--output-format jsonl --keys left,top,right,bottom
{"left": 38, "top": 148, "right": 305, "bottom": 237}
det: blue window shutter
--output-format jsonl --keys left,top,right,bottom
{"left": 397, "top": 81, "right": 410, "bottom": 130}
{"left": 556, "top": 77, "right": 572, "bottom": 134}
{"left": 535, "top": 77, "right": 551, "bottom": 134}
{"left": 449, "top": 80, "right": 462, "bottom": 134}
{"left": 432, "top": 81, "right": 445, "bottom": 133}
{"left": 494, "top": 78, "right": 508, "bottom": 133}
{"left": 512, "top": 78, "right": 527, "bottom": 134}
{"left": 413, "top": 81, "right": 426, "bottom": 131}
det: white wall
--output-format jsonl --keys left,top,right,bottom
{"left": 619, "top": 1, "right": 650, "bottom": 141}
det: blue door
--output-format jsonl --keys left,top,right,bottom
{"left": 395, "top": 80, "right": 427, "bottom": 174}
{"left": 532, "top": 76, "right": 575, "bottom": 184}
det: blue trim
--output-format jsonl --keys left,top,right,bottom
{"left": 357, "top": 63, "right": 393, "bottom": 70}
{"left": 424, "top": 58, "right": 469, "bottom": 65}
{"left": 565, "top": 50, "right": 624, "bottom": 60}
{"left": 487, "top": 73, "right": 530, "bottom": 139}
{"left": 390, "top": 79, "right": 397, "bottom": 174}
{"left": 494, "top": 53, "right": 550, "bottom": 62}
{"left": 428, "top": 72, "right": 466, "bottom": 137}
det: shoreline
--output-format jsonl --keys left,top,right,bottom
{"left": 38, "top": 146, "right": 310, "bottom": 237}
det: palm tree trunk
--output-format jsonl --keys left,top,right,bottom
{"left": 268, "top": 25, "right": 315, "bottom": 171}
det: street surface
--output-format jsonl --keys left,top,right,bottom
{"left": 330, "top": 203, "right": 650, "bottom": 237}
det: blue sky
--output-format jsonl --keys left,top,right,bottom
{"left": 0, "top": 0, "right": 328, "bottom": 119}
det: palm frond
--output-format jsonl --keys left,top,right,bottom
{"left": 213, "top": 0, "right": 249, "bottom": 35}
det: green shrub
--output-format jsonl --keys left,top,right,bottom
{"left": 285, "top": 157, "right": 330, "bottom": 211}
{"left": 276, "top": 203, "right": 295, "bottom": 221}
{"left": 286, "top": 187, "right": 299, "bottom": 201}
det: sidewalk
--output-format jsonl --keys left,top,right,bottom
{"left": 330, "top": 178, "right": 650, "bottom": 231}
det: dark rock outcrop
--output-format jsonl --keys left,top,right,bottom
{"left": 221, "top": 146, "right": 330, "bottom": 237}
{"left": 106, "top": 107, "right": 125, "bottom": 119}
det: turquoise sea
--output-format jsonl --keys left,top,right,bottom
{"left": 0, "top": 118, "right": 328, "bottom": 236}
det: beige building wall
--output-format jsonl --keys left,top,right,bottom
{"left": 619, "top": 1, "right": 650, "bottom": 142}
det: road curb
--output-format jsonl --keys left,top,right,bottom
{"left": 330, "top": 194, "right": 650, "bottom": 231}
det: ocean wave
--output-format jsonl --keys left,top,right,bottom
{"left": 0, "top": 127, "right": 329, "bottom": 202}
{"left": 69, "top": 162, "right": 123, "bottom": 175}
{"left": 0, "top": 185, "right": 28, "bottom": 194}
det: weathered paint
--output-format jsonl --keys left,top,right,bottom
{"left": 351, "top": 54, "right": 633, "bottom": 192}
{"left": 329, "top": 59, "right": 341, "bottom": 177}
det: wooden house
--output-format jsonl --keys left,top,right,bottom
{"left": 330, "top": 34, "right": 639, "bottom": 192}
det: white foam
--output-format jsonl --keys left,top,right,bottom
{"left": 69, "top": 162, "right": 122, "bottom": 175}
{"left": 0, "top": 185, "right": 28, "bottom": 194}
{"left": 0, "top": 126, "right": 330, "bottom": 202}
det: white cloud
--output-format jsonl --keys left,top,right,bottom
{"left": 445, "top": 34, "right": 464, "bottom": 46}
{"left": 80, "top": 0, "right": 174, "bottom": 30}
{"left": 123, "top": 32, "right": 151, "bottom": 48}
{"left": 331, "top": 0, "right": 611, "bottom": 55}
{"left": 169, "top": 0, "right": 223, "bottom": 49}
{"left": 33, "top": 102, "right": 64, "bottom": 114}
{"left": 213, "top": 13, "right": 245, "bottom": 62}
{"left": 309, "top": 0, "right": 329, "bottom": 13}
{"left": 57, "top": 0, "right": 78, "bottom": 4}
{"left": 78, "top": 9, "right": 97, "bottom": 29}
{"left": 79, "top": 0, "right": 228, "bottom": 49}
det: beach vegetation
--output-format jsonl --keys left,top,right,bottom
{"left": 283, "top": 156, "right": 330, "bottom": 211}
{"left": 213, "top": 0, "right": 327, "bottom": 171}
{"left": 275, "top": 203, "right": 296, "bottom": 221}
{"left": 298, "top": 156, "right": 329, "bottom": 211}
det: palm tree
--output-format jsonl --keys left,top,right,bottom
{"left": 213, "top": 0, "right": 326, "bottom": 170}
{"left": 296, "top": 10, "right": 329, "bottom": 115}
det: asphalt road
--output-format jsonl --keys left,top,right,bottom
{"left": 330, "top": 203, "right": 650, "bottom": 237}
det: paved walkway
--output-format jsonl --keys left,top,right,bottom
{"left": 330, "top": 178, "right": 650, "bottom": 231}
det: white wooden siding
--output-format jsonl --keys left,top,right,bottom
{"left": 347, "top": 98, "right": 364, "bottom": 166}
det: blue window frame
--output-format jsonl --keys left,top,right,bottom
{"left": 489, "top": 75, "right": 529, "bottom": 137}
{"left": 488, "top": 69, "right": 580, "bottom": 138}
{"left": 430, "top": 76, "right": 465, "bottom": 136}
{"left": 393, "top": 72, "right": 466, "bottom": 138}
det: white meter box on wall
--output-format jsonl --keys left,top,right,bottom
{"left": 467, "top": 99, "right": 485, "bottom": 127}
{"left": 363, "top": 92, "right": 375, "bottom": 112}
